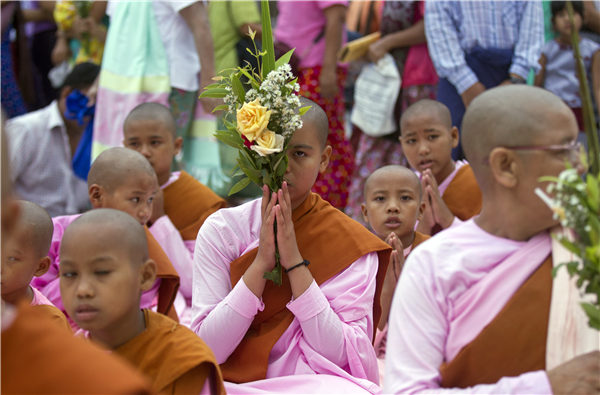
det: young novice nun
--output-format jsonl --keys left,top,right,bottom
{"left": 191, "top": 99, "right": 391, "bottom": 393}
{"left": 60, "top": 209, "right": 225, "bottom": 395}
{"left": 1, "top": 123, "right": 152, "bottom": 395}
{"left": 32, "top": 147, "right": 180, "bottom": 325}
{"left": 360, "top": 165, "right": 429, "bottom": 380}
{"left": 399, "top": 99, "right": 482, "bottom": 235}
{"left": 123, "top": 102, "right": 226, "bottom": 325}
{"left": 384, "top": 85, "right": 600, "bottom": 393}
{"left": 1, "top": 200, "right": 69, "bottom": 330}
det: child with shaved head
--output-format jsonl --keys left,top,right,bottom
{"left": 360, "top": 165, "right": 429, "bottom": 381}
{"left": 31, "top": 147, "right": 180, "bottom": 327}
{"left": 400, "top": 99, "right": 482, "bottom": 235}
{"left": 191, "top": 98, "right": 392, "bottom": 392}
{"left": 385, "top": 85, "right": 599, "bottom": 393}
{"left": 1, "top": 200, "right": 69, "bottom": 329}
{"left": 60, "top": 209, "right": 225, "bottom": 395}
{"left": 123, "top": 102, "right": 226, "bottom": 325}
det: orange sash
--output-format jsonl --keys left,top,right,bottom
{"left": 144, "top": 227, "right": 180, "bottom": 321}
{"left": 163, "top": 171, "right": 226, "bottom": 241}
{"left": 442, "top": 164, "right": 482, "bottom": 221}
{"left": 31, "top": 304, "right": 71, "bottom": 332}
{"left": 116, "top": 310, "right": 225, "bottom": 395}
{"left": 440, "top": 256, "right": 552, "bottom": 388}
{"left": 411, "top": 231, "right": 430, "bottom": 250}
{"left": 220, "top": 193, "right": 391, "bottom": 383}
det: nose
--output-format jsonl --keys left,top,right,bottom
{"left": 139, "top": 202, "right": 151, "bottom": 225}
{"left": 387, "top": 199, "right": 400, "bottom": 213}
{"left": 76, "top": 277, "right": 94, "bottom": 299}
{"left": 418, "top": 141, "right": 430, "bottom": 155}
{"left": 139, "top": 144, "right": 151, "bottom": 159}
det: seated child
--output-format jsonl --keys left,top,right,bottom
{"left": 535, "top": 1, "right": 600, "bottom": 132}
{"left": 123, "top": 102, "right": 226, "bottom": 325}
{"left": 31, "top": 147, "right": 180, "bottom": 325}
{"left": 2, "top": 200, "right": 69, "bottom": 330}
{"left": 360, "top": 165, "right": 429, "bottom": 381}
{"left": 59, "top": 209, "right": 225, "bottom": 395}
{"left": 399, "top": 99, "right": 482, "bottom": 235}
{"left": 191, "top": 98, "right": 391, "bottom": 392}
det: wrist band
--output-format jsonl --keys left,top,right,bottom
{"left": 284, "top": 259, "right": 310, "bottom": 273}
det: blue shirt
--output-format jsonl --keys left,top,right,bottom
{"left": 425, "top": 1, "right": 544, "bottom": 94}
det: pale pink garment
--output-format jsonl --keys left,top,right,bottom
{"left": 31, "top": 286, "right": 57, "bottom": 307}
{"left": 384, "top": 219, "right": 553, "bottom": 394}
{"left": 191, "top": 198, "right": 381, "bottom": 393}
{"left": 31, "top": 214, "right": 161, "bottom": 322}
{"left": 374, "top": 244, "right": 414, "bottom": 382}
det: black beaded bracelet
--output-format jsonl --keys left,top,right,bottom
{"left": 284, "top": 259, "right": 310, "bottom": 273}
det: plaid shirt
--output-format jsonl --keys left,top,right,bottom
{"left": 425, "top": 1, "right": 544, "bottom": 94}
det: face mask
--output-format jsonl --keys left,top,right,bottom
{"left": 64, "top": 89, "right": 95, "bottom": 125}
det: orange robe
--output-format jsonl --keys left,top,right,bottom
{"left": 221, "top": 192, "right": 392, "bottom": 383}
{"left": 145, "top": 227, "right": 180, "bottom": 321}
{"left": 163, "top": 171, "right": 226, "bottom": 241}
{"left": 2, "top": 302, "right": 152, "bottom": 395}
{"left": 440, "top": 256, "right": 552, "bottom": 388}
{"left": 430, "top": 163, "right": 482, "bottom": 235}
{"left": 31, "top": 303, "right": 71, "bottom": 332}
{"left": 115, "top": 309, "right": 225, "bottom": 395}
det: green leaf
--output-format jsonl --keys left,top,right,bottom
{"left": 263, "top": 263, "right": 282, "bottom": 286}
{"left": 228, "top": 177, "right": 252, "bottom": 195}
{"left": 199, "top": 88, "right": 229, "bottom": 98}
{"left": 274, "top": 48, "right": 295, "bottom": 70}
{"left": 212, "top": 104, "right": 229, "bottom": 113}
{"left": 231, "top": 73, "right": 246, "bottom": 104}
{"left": 298, "top": 105, "right": 312, "bottom": 116}
{"left": 587, "top": 173, "right": 599, "bottom": 211}
{"left": 239, "top": 68, "right": 260, "bottom": 88}
{"left": 559, "top": 238, "right": 583, "bottom": 256}
{"left": 214, "top": 130, "right": 243, "bottom": 149}
{"left": 203, "top": 82, "right": 226, "bottom": 90}
{"left": 580, "top": 302, "right": 600, "bottom": 330}
{"left": 260, "top": 0, "right": 276, "bottom": 78}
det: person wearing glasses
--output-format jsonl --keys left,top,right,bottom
{"left": 384, "top": 85, "right": 598, "bottom": 394}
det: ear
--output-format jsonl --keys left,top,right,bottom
{"left": 417, "top": 201, "right": 426, "bottom": 221}
{"left": 450, "top": 126, "right": 459, "bottom": 149}
{"left": 34, "top": 257, "right": 51, "bottom": 277}
{"left": 139, "top": 259, "right": 157, "bottom": 292}
{"left": 488, "top": 147, "right": 519, "bottom": 188}
{"left": 360, "top": 202, "right": 369, "bottom": 225}
{"left": 319, "top": 145, "right": 332, "bottom": 174}
{"left": 88, "top": 184, "right": 105, "bottom": 208}
{"left": 173, "top": 137, "right": 183, "bottom": 156}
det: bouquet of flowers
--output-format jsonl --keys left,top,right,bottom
{"left": 535, "top": 161, "right": 600, "bottom": 330}
{"left": 200, "top": 0, "right": 309, "bottom": 285}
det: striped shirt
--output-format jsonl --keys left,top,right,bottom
{"left": 425, "top": 1, "right": 544, "bottom": 94}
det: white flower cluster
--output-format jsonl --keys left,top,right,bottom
{"left": 224, "top": 85, "right": 238, "bottom": 114}
{"left": 536, "top": 168, "right": 590, "bottom": 232}
{"left": 254, "top": 64, "right": 303, "bottom": 138}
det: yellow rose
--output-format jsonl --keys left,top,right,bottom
{"left": 251, "top": 130, "right": 284, "bottom": 157}
{"left": 237, "top": 98, "right": 271, "bottom": 142}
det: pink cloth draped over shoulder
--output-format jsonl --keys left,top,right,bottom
{"left": 384, "top": 219, "right": 554, "bottom": 394}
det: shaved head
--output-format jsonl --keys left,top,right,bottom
{"left": 462, "top": 85, "right": 574, "bottom": 187}
{"left": 364, "top": 165, "right": 422, "bottom": 201}
{"left": 298, "top": 96, "right": 329, "bottom": 148}
{"left": 87, "top": 147, "right": 157, "bottom": 192}
{"left": 123, "top": 102, "right": 176, "bottom": 139}
{"left": 400, "top": 99, "right": 452, "bottom": 133}
{"left": 62, "top": 209, "right": 149, "bottom": 263}
{"left": 14, "top": 201, "right": 53, "bottom": 256}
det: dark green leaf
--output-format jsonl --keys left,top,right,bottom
{"left": 274, "top": 48, "right": 295, "bottom": 70}
{"left": 580, "top": 302, "right": 600, "bottom": 330}
{"left": 214, "top": 130, "right": 243, "bottom": 149}
{"left": 231, "top": 73, "right": 246, "bottom": 104}
{"left": 199, "top": 88, "right": 229, "bottom": 98}
{"left": 260, "top": 0, "right": 275, "bottom": 78}
{"left": 229, "top": 177, "right": 252, "bottom": 195}
{"left": 263, "top": 263, "right": 282, "bottom": 286}
{"left": 212, "top": 104, "right": 229, "bottom": 113}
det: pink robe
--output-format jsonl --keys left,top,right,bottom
{"left": 191, "top": 198, "right": 381, "bottom": 393}
{"left": 384, "top": 219, "right": 553, "bottom": 393}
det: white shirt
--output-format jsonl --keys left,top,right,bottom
{"left": 152, "top": 0, "right": 201, "bottom": 90}
{"left": 6, "top": 101, "right": 90, "bottom": 217}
